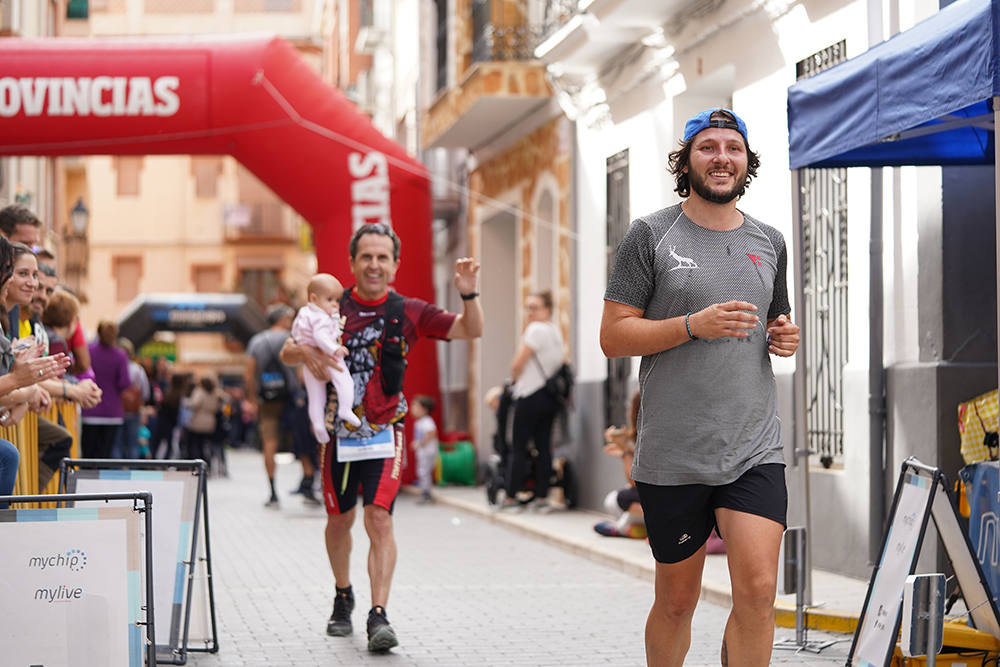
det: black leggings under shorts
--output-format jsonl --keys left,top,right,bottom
{"left": 636, "top": 463, "right": 787, "bottom": 564}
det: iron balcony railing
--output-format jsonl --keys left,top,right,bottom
{"left": 471, "top": 0, "right": 582, "bottom": 63}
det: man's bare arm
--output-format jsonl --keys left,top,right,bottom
{"left": 446, "top": 257, "right": 483, "bottom": 340}
{"left": 279, "top": 336, "right": 342, "bottom": 377}
{"left": 446, "top": 297, "right": 484, "bottom": 340}
{"left": 600, "top": 299, "right": 760, "bottom": 358}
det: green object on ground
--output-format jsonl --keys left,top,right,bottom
{"left": 438, "top": 441, "right": 476, "bottom": 486}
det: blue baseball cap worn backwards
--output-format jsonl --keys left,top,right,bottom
{"left": 682, "top": 108, "right": 749, "bottom": 143}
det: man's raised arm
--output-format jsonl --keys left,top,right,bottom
{"left": 446, "top": 257, "right": 483, "bottom": 340}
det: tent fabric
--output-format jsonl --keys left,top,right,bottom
{"left": 787, "top": 0, "right": 997, "bottom": 169}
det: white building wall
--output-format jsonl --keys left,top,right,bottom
{"left": 570, "top": 0, "right": 952, "bottom": 576}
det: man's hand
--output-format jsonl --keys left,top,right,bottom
{"left": 766, "top": 314, "right": 800, "bottom": 357}
{"left": 70, "top": 379, "right": 103, "bottom": 408}
{"left": 304, "top": 344, "right": 341, "bottom": 378}
{"left": 453, "top": 257, "right": 480, "bottom": 296}
{"left": 280, "top": 336, "right": 343, "bottom": 378}
{"left": 688, "top": 301, "right": 759, "bottom": 340}
{"left": 27, "top": 385, "right": 51, "bottom": 412}
{"left": 11, "top": 353, "right": 69, "bottom": 388}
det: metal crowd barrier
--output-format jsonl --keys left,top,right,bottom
{"left": 2, "top": 401, "right": 81, "bottom": 507}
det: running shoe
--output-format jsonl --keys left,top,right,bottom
{"left": 529, "top": 498, "right": 553, "bottom": 514}
{"left": 326, "top": 588, "right": 355, "bottom": 636}
{"left": 366, "top": 606, "right": 398, "bottom": 652}
{"left": 302, "top": 487, "right": 322, "bottom": 506}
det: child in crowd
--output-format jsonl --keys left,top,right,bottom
{"left": 410, "top": 394, "right": 438, "bottom": 504}
{"left": 291, "top": 273, "right": 361, "bottom": 444}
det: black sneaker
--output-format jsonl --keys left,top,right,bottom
{"left": 366, "top": 606, "right": 398, "bottom": 652}
{"left": 302, "top": 487, "right": 322, "bottom": 506}
{"left": 326, "top": 587, "right": 354, "bottom": 636}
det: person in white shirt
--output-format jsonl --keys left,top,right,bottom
{"left": 503, "top": 290, "right": 565, "bottom": 512}
{"left": 292, "top": 273, "right": 362, "bottom": 444}
{"left": 410, "top": 395, "right": 438, "bottom": 504}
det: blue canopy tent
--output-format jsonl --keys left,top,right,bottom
{"left": 788, "top": 0, "right": 996, "bottom": 170}
{"left": 785, "top": 0, "right": 999, "bottom": 636}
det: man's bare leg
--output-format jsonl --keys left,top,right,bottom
{"left": 645, "top": 547, "right": 706, "bottom": 666}
{"left": 363, "top": 505, "right": 396, "bottom": 607}
{"left": 263, "top": 435, "right": 279, "bottom": 503}
{"left": 715, "top": 508, "right": 783, "bottom": 666}
{"left": 326, "top": 509, "right": 355, "bottom": 587}
{"left": 326, "top": 509, "right": 357, "bottom": 636}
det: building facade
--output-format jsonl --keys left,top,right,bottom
{"left": 23, "top": 0, "right": 325, "bottom": 374}
{"left": 423, "top": 0, "right": 997, "bottom": 580}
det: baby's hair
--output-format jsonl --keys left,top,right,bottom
{"left": 308, "top": 273, "right": 342, "bottom": 297}
{"left": 414, "top": 394, "right": 436, "bottom": 414}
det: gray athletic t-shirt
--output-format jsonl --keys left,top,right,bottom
{"left": 604, "top": 204, "right": 790, "bottom": 486}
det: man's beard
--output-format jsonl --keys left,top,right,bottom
{"left": 688, "top": 168, "right": 747, "bottom": 204}
{"left": 29, "top": 299, "right": 44, "bottom": 317}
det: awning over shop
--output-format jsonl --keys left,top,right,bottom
{"left": 787, "top": 0, "right": 997, "bottom": 169}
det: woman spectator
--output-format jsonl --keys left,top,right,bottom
{"left": 2, "top": 243, "right": 78, "bottom": 489}
{"left": 0, "top": 238, "right": 69, "bottom": 503}
{"left": 80, "top": 321, "right": 132, "bottom": 458}
{"left": 3, "top": 242, "right": 48, "bottom": 352}
{"left": 182, "top": 374, "right": 222, "bottom": 466}
{"left": 503, "top": 290, "right": 565, "bottom": 513}
{"left": 152, "top": 372, "right": 186, "bottom": 459}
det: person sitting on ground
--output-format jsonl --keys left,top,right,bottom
{"left": 291, "top": 273, "right": 362, "bottom": 443}
{"left": 597, "top": 391, "right": 725, "bottom": 551}
{"left": 595, "top": 391, "right": 647, "bottom": 539}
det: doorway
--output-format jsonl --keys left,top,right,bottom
{"left": 477, "top": 209, "right": 518, "bottom": 455}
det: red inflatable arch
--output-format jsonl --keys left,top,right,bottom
{"left": 0, "top": 35, "right": 440, "bottom": 471}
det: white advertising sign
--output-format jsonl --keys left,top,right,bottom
{"left": 72, "top": 476, "right": 187, "bottom": 646}
{"left": 0, "top": 512, "right": 134, "bottom": 666}
{"left": 852, "top": 473, "right": 932, "bottom": 666}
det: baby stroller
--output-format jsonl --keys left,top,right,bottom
{"left": 483, "top": 383, "right": 578, "bottom": 508}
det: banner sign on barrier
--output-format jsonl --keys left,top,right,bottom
{"left": 0, "top": 494, "right": 153, "bottom": 667}
{"left": 62, "top": 459, "right": 217, "bottom": 663}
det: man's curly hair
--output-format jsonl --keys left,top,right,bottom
{"left": 667, "top": 110, "right": 761, "bottom": 199}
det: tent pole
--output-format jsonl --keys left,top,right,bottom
{"left": 790, "top": 167, "right": 813, "bottom": 605}
{"left": 866, "top": 0, "right": 886, "bottom": 565}
{"left": 869, "top": 167, "right": 886, "bottom": 564}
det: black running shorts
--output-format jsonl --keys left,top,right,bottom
{"left": 636, "top": 463, "right": 787, "bottom": 564}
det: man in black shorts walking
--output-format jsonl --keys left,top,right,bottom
{"left": 600, "top": 108, "right": 800, "bottom": 666}
{"left": 281, "top": 223, "right": 482, "bottom": 652}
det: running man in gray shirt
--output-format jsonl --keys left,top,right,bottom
{"left": 601, "top": 108, "right": 800, "bottom": 667}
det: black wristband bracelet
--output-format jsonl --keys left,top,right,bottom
{"left": 460, "top": 291, "right": 479, "bottom": 301}
{"left": 685, "top": 312, "right": 698, "bottom": 340}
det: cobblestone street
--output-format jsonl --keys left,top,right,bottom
{"left": 185, "top": 450, "right": 851, "bottom": 666}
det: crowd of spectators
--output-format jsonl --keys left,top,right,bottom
{"left": 0, "top": 203, "right": 263, "bottom": 506}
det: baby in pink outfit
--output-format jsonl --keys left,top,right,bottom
{"left": 292, "top": 273, "right": 361, "bottom": 443}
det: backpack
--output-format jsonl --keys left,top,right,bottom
{"left": 341, "top": 288, "right": 407, "bottom": 396}
{"left": 544, "top": 362, "right": 575, "bottom": 406}
{"left": 532, "top": 352, "right": 574, "bottom": 407}
{"left": 258, "top": 335, "right": 290, "bottom": 402}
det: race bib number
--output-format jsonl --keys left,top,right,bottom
{"left": 336, "top": 427, "right": 395, "bottom": 462}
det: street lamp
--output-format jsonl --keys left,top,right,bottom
{"left": 70, "top": 197, "right": 89, "bottom": 235}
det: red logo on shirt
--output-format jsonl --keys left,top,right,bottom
{"left": 747, "top": 253, "right": 762, "bottom": 266}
